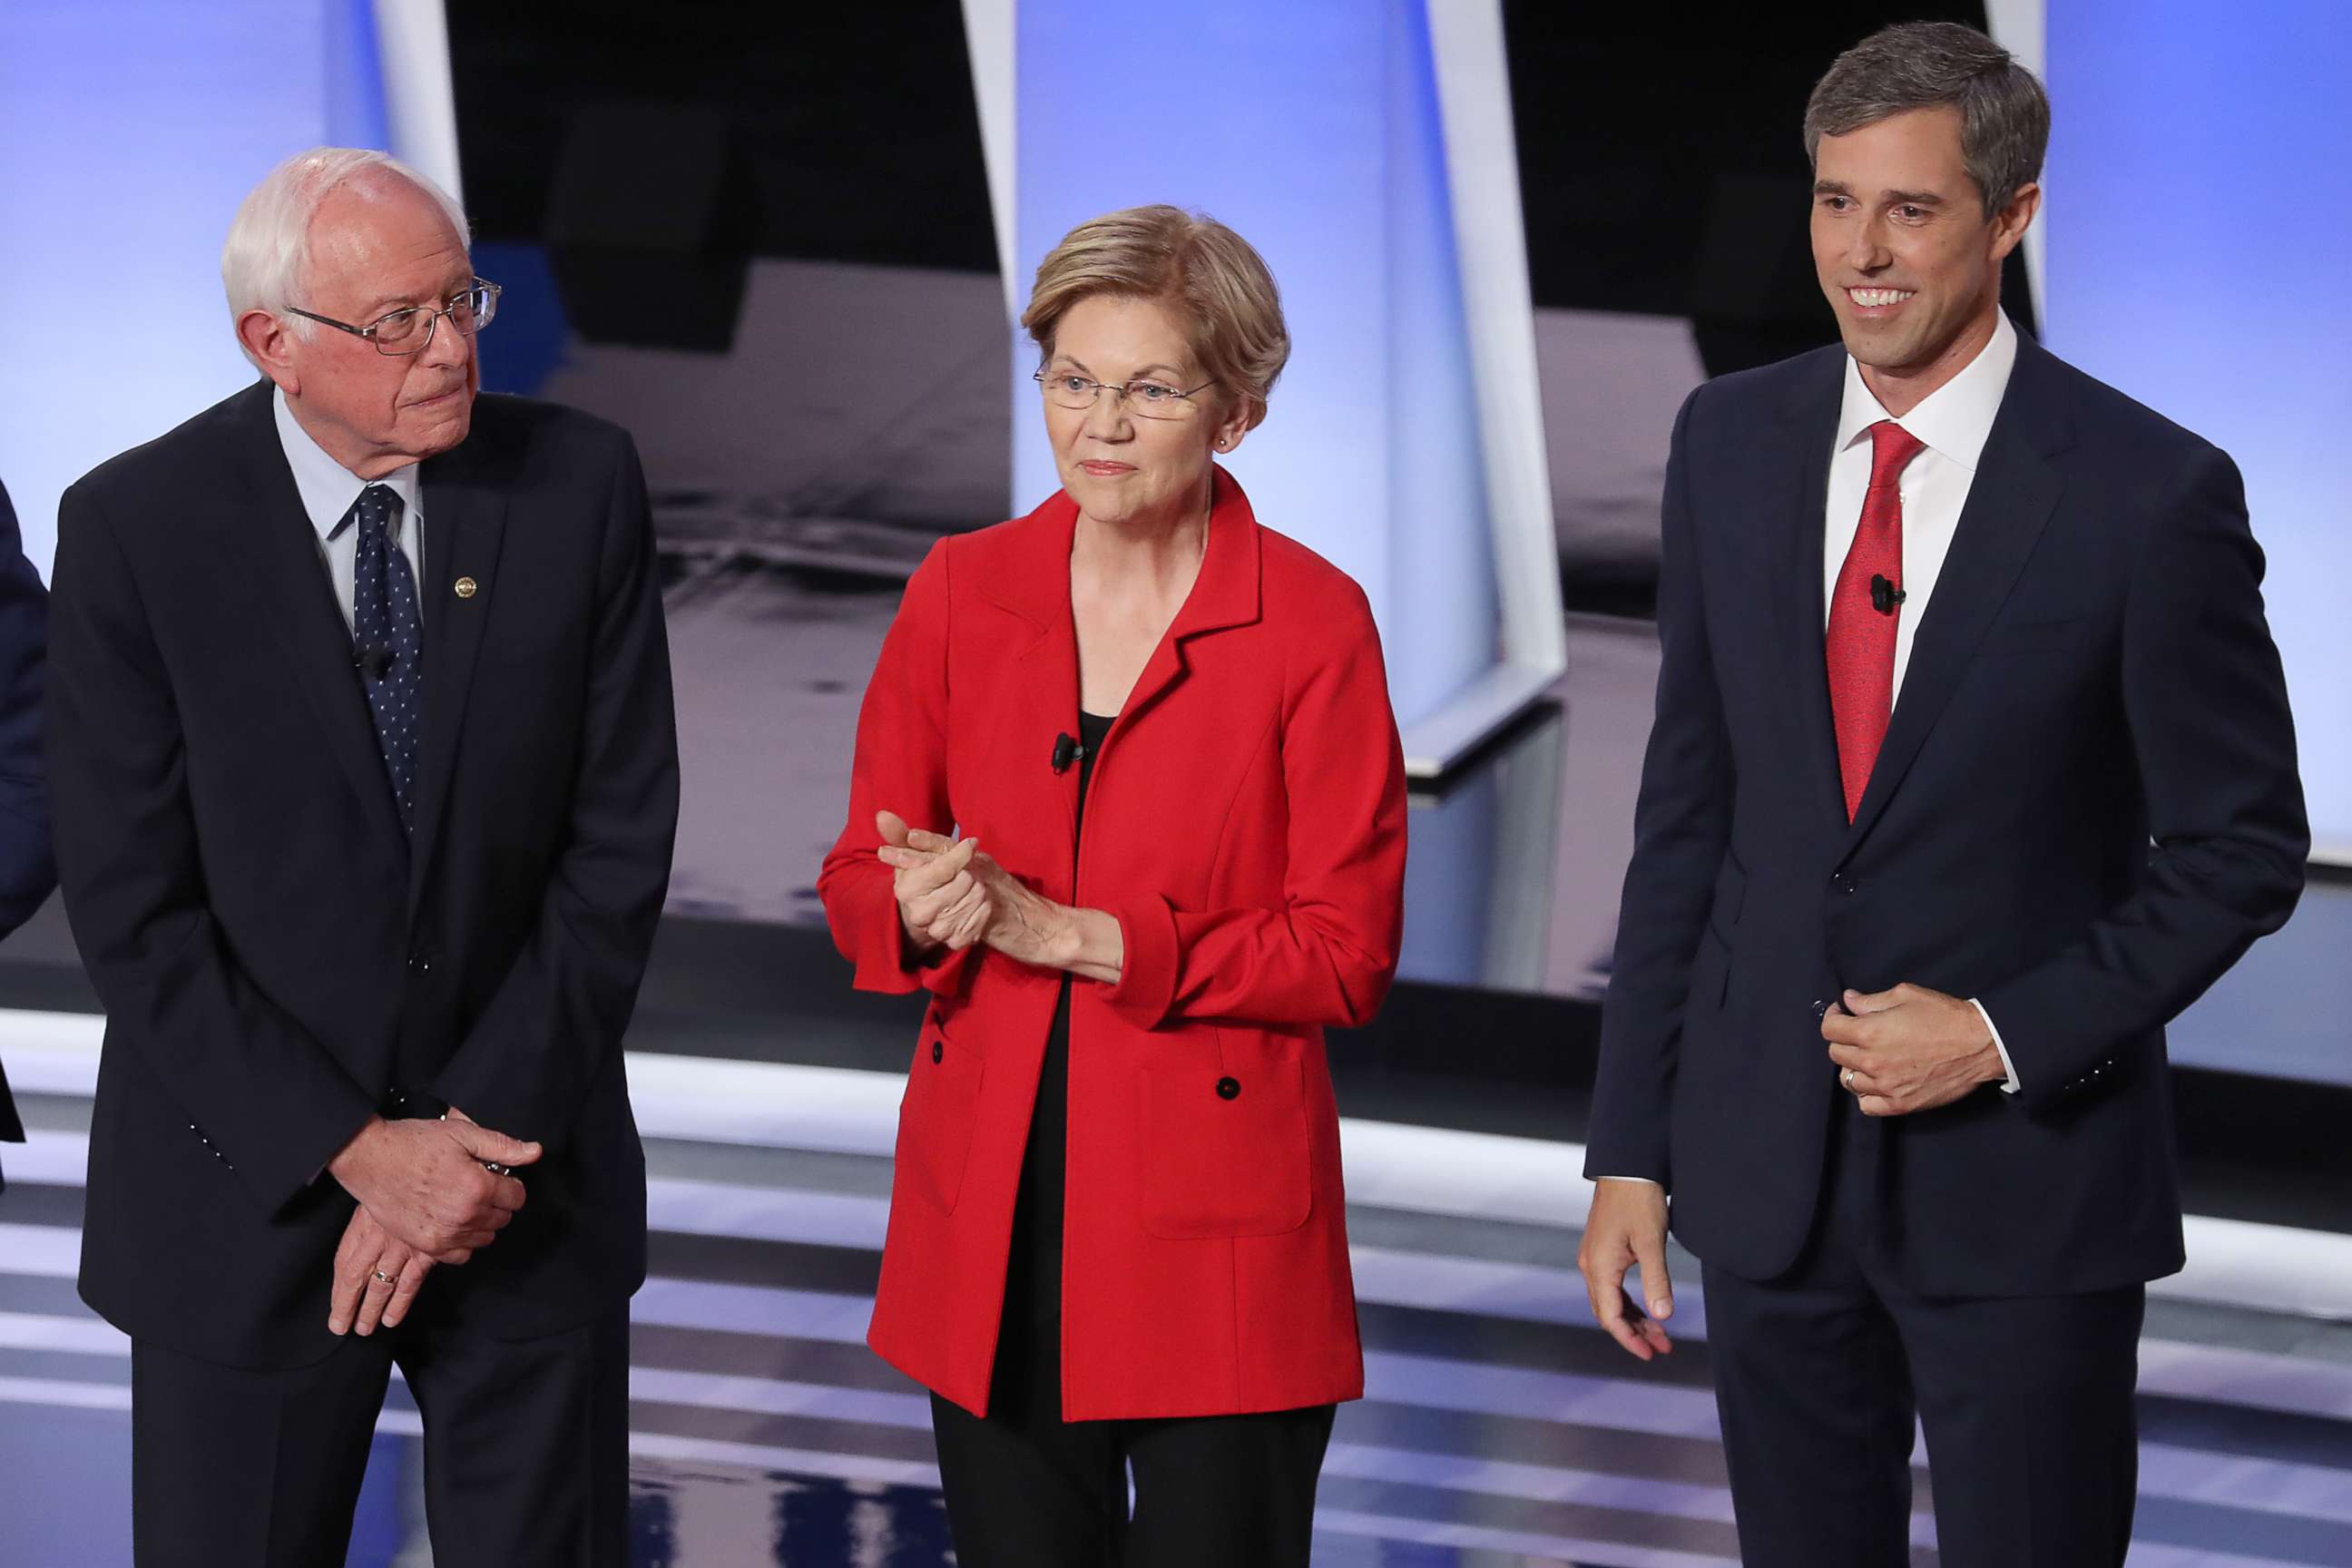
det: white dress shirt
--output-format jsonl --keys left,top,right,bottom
{"left": 1824, "top": 311, "right": 2021, "bottom": 1096}
{"left": 272, "top": 387, "right": 425, "bottom": 631}
{"left": 1606, "top": 316, "right": 2028, "bottom": 1190}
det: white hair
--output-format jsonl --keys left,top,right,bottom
{"left": 221, "top": 146, "right": 472, "bottom": 368}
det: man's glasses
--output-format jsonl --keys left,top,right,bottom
{"left": 285, "top": 279, "right": 502, "bottom": 358}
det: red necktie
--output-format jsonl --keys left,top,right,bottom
{"left": 1825, "top": 420, "right": 1925, "bottom": 820}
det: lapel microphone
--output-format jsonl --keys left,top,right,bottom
{"left": 1868, "top": 573, "right": 1907, "bottom": 615}
{"left": 1050, "top": 732, "right": 1088, "bottom": 774}
{"left": 353, "top": 642, "right": 394, "bottom": 679}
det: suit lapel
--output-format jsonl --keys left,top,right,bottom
{"left": 1841, "top": 339, "right": 2073, "bottom": 853}
{"left": 975, "top": 469, "right": 1266, "bottom": 895}
{"left": 1113, "top": 467, "right": 1262, "bottom": 729}
{"left": 226, "top": 385, "right": 407, "bottom": 848}
{"left": 406, "top": 435, "right": 509, "bottom": 904}
{"left": 982, "top": 494, "right": 1083, "bottom": 857}
{"left": 1772, "top": 354, "right": 1852, "bottom": 837}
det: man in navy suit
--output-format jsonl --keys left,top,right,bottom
{"left": 0, "top": 478, "right": 57, "bottom": 1183}
{"left": 1577, "top": 23, "right": 2307, "bottom": 1566}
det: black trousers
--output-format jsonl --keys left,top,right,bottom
{"left": 1704, "top": 1097, "right": 2144, "bottom": 1568}
{"left": 130, "top": 1301, "right": 630, "bottom": 1568}
{"left": 930, "top": 1302, "right": 1337, "bottom": 1568}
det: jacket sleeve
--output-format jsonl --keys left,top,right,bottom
{"left": 1976, "top": 444, "right": 2307, "bottom": 1112}
{"left": 48, "top": 479, "right": 377, "bottom": 1209}
{"left": 1583, "top": 387, "right": 1735, "bottom": 1188}
{"left": 818, "top": 538, "right": 977, "bottom": 997}
{"left": 430, "top": 435, "right": 681, "bottom": 1144}
{"left": 0, "top": 481, "right": 55, "bottom": 937}
{"left": 1099, "top": 578, "right": 1406, "bottom": 1031}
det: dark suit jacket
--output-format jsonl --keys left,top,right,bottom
{"left": 1586, "top": 334, "right": 2308, "bottom": 1298}
{"left": 0, "top": 479, "right": 55, "bottom": 1152}
{"left": 49, "top": 381, "right": 679, "bottom": 1367}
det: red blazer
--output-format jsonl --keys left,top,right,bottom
{"left": 820, "top": 469, "right": 1407, "bottom": 1420}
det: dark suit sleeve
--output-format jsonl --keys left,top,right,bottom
{"left": 0, "top": 481, "right": 55, "bottom": 937}
{"left": 48, "top": 481, "right": 377, "bottom": 1208}
{"left": 428, "top": 435, "right": 679, "bottom": 1146}
{"left": 1977, "top": 446, "right": 2307, "bottom": 1110}
{"left": 1583, "top": 388, "right": 1735, "bottom": 1188}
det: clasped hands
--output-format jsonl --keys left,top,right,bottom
{"left": 322, "top": 1104, "right": 542, "bottom": 1338}
{"left": 875, "top": 808, "right": 1069, "bottom": 967}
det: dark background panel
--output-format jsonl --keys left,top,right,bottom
{"left": 1505, "top": 1, "right": 2037, "bottom": 374}
{"left": 445, "top": 0, "right": 995, "bottom": 272}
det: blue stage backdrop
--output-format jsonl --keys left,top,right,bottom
{"left": 0, "top": 0, "right": 397, "bottom": 575}
{"left": 2043, "top": 0, "right": 2352, "bottom": 858}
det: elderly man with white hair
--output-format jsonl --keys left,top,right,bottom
{"left": 46, "top": 146, "right": 679, "bottom": 1566}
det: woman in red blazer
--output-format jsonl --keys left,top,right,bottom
{"left": 820, "top": 205, "right": 1407, "bottom": 1565}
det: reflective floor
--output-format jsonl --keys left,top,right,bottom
{"left": 5, "top": 1013, "right": 2352, "bottom": 1566}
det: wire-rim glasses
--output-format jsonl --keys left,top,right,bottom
{"left": 285, "top": 279, "right": 502, "bottom": 357}
{"left": 1034, "top": 368, "right": 1212, "bottom": 420}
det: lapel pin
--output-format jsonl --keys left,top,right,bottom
{"left": 454, "top": 576, "right": 479, "bottom": 600}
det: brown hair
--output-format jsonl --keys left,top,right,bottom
{"left": 1022, "top": 204, "right": 1289, "bottom": 429}
{"left": 1804, "top": 22, "right": 2050, "bottom": 220}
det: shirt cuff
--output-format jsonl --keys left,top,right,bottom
{"left": 1970, "top": 998, "right": 2022, "bottom": 1094}
{"left": 1597, "top": 1176, "right": 1663, "bottom": 1187}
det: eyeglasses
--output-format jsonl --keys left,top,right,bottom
{"left": 285, "top": 279, "right": 502, "bottom": 357}
{"left": 1034, "top": 369, "right": 1212, "bottom": 420}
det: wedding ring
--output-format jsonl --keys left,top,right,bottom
{"left": 372, "top": 1269, "right": 398, "bottom": 1286}
{"left": 482, "top": 1161, "right": 512, "bottom": 1177}
{"left": 1842, "top": 1067, "right": 1857, "bottom": 1090}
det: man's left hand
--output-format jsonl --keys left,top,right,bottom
{"left": 1822, "top": 984, "right": 2006, "bottom": 1117}
{"left": 328, "top": 1204, "right": 433, "bottom": 1337}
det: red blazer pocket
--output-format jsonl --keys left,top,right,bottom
{"left": 1137, "top": 1055, "right": 1314, "bottom": 1239}
{"left": 897, "top": 1024, "right": 985, "bottom": 1213}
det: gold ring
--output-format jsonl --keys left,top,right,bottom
{"left": 372, "top": 1269, "right": 398, "bottom": 1286}
{"left": 1842, "top": 1067, "right": 1856, "bottom": 1090}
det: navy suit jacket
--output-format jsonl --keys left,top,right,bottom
{"left": 0, "top": 479, "right": 55, "bottom": 1151}
{"left": 49, "top": 382, "right": 679, "bottom": 1366}
{"left": 1586, "top": 334, "right": 2308, "bottom": 1297}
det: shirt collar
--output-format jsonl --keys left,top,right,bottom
{"left": 1834, "top": 309, "right": 2019, "bottom": 473}
{"left": 272, "top": 385, "right": 422, "bottom": 543}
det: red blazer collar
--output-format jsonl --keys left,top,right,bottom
{"left": 981, "top": 464, "right": 1263, "bottom": 643}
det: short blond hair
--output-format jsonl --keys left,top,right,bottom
{"left": 1022, "top": 205, "right": 1289, "bottom": 430}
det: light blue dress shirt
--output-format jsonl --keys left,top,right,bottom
{"left": 271, "top": 386, "right": 424, "bottom": 631}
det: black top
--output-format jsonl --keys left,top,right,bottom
{"left": 1004, "top": 709, "right": 1115, "bottom": 1334}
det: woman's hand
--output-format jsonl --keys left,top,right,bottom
{"left": 876, "top": 810, "right": 1125, "bottom": 980}
{"left": 877, "top": 810, "right": 992, "bottom": 952}
{"left": 876, "top": 809, "right": 1084, "bottom": 965}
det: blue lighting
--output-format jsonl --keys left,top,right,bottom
{"left": 2045, "top": 0, "right": 2352, "bottom": 853}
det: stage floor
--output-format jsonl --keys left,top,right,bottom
{"left": 5, "top": 1013, "right": 2349, "bottom": 1567}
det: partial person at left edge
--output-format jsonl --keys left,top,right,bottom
{"left": 0, "top": 476, "right": 59, "bottom": 1190}
{"left": 45, "top": 147, "right": 679, "bottom": 1568}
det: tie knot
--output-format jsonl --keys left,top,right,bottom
{"left": 1867, "top": 420, "right": 1926, "bottom": 485}
{"left": 354, "top": 484, "right": 404, "bottom": 542}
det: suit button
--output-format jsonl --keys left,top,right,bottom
{"left": 1831, "top": 874, "right": 1857, "bottom": 896}
{"left": 1215, "top": 1076, "right": 1241, "bottom": 1101}
{"left": 931, "top": 1040, "right": 944, "bottom": 1064}
{"left": 1812, "top": 999, "right": 1830, "bottom": 1019}
{"left": 407, "top": 952, "right": 435, "bottom": 974}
